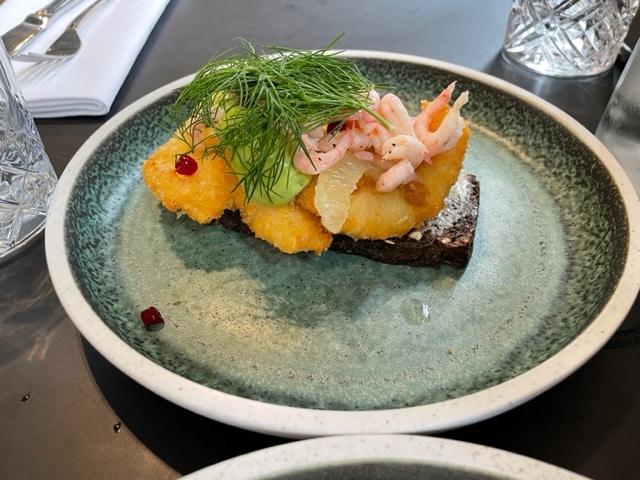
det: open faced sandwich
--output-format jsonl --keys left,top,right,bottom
{"left": 142, "top": 40, "right": 478, "bottom": 268}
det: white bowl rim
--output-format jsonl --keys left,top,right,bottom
{"left": 180, "top": 434, "right": 588, "bottom": 479}
{"left": 45, "top": 50, "right": 640, "bottom": 439}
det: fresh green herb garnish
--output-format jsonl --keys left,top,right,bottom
{"left": 170, "top": 35, "right": 390, "bottom": 204}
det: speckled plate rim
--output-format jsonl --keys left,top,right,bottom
{"left": 45, "top": 50, "right": 640, "bottom": 438}
{"left": 180, "top": 434, "right": 588, "bottom": 479}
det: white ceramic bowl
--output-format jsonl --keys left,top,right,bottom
{"left": 46, "top": 51, "right": 640, "bottom": 437}
{"left": 181, "top": 434, "right": 589, "bottom": 479}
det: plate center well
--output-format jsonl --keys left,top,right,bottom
{"left": 108, "top": 126, "right": 569, "bottom": 410}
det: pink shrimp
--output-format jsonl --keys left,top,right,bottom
{"left": 412, "top": 82, "right": 455, "bottom": 152}
{"left": 378, "top": 93, "right": 414, "bottom": 135}
{"left": 359, "top": 121, "right": 390, "bottom": 155}
{"left": 380, "top": 134, "right": 425, "bottom": 165}
{"left": 376, "top": 159, "right": 417, "bottom": 192}
{"left": 292, "top": 83, "right": 468, "bottom": 195}
{"left": 293, "top": 129, "right": 356, "bottom": 174}
{"left": 350, "top": 93, "right": 414, "bottom": 155}
{"left": 413, "top": 81, "right": 457, "bottom": 129}
{"left": 417, "top": 90, "right": 469, "bottom": 157}
{"left": 348, "top": 89, "right": 381, "bottom": 125}
{"left": 375, "top": 134, "right": 425, "bottom": 191}
{"left": 344, "top": 89, "right": 390, "bottom": 154}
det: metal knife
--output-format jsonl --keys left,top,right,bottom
{"left": 2, "top": 0, "right": 83, "bottom": 56}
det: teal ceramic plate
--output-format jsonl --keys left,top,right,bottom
{"left": 180, "top": 434, "right": 587, "bottom": 479}
{"left": 46, "top": 51, "right": 640, "bottom": 437}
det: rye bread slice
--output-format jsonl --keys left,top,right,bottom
{"left": 215, "top": 173, "right": 479, "bottom": 269}
{"left": 330, "top": 173, "right": 479, "bottom": 268}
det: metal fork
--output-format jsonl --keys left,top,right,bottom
{"left": 12, "top": 0, "right": 109, "bottom": 63}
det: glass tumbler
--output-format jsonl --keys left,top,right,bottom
{"left": 596, "top": 39, "right": 640, "bottom": 195}
{"left": 503, "top": 0, "right": 639, "bottom": 77}
{"left": 0, "top": 42, "right": 57, "bottom": 263}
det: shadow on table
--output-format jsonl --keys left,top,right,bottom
{"left": 81, "top": 338, "right": 289, "bottom": 475}
{"left": 481, "top": 52, "right": 619, "bottom": 133}
{"left": 0, "top": 238, "right": 67, "bottom": 367}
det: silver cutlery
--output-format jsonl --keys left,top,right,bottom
{"left": 12, "top": 0, "right": 110, "bottom": 63}
{"left": 1, "top": 0, "right": 82, "bottom": 56}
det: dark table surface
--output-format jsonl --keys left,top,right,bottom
{"left": 2, "top": 1, "right": 640, "bottom": 479}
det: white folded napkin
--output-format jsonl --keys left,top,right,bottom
{"left": 0, "top": 0, "right": 171, "bottom": 118}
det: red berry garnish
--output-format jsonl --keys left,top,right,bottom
{"left": 175, "top": 154, "right": 198, "bottom": 175}
{"left": 140, "top": 306, "right": 165, "bottom": 331}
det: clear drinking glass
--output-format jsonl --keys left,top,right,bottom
{"left": 596, "top": 39, "right": 640, "bottom": 195}
{"left": 0, "top": 42, "right": 57, "bottom": 263}
{"left": 503, "top": 0, "right": 640, "bottom": 77}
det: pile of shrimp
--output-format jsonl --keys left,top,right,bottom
{"left": 294, "top": 81, "right": 468, "bottom": 192}
{"left": 142, "top": 82, "right": 470, "bottom": 254}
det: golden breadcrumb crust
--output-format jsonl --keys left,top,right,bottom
{"left": 141, "top": 104, "right": 469, "bottom": 254}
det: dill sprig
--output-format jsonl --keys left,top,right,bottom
{"left": 170, "top": 35, "right": 390, "bottom": 202}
